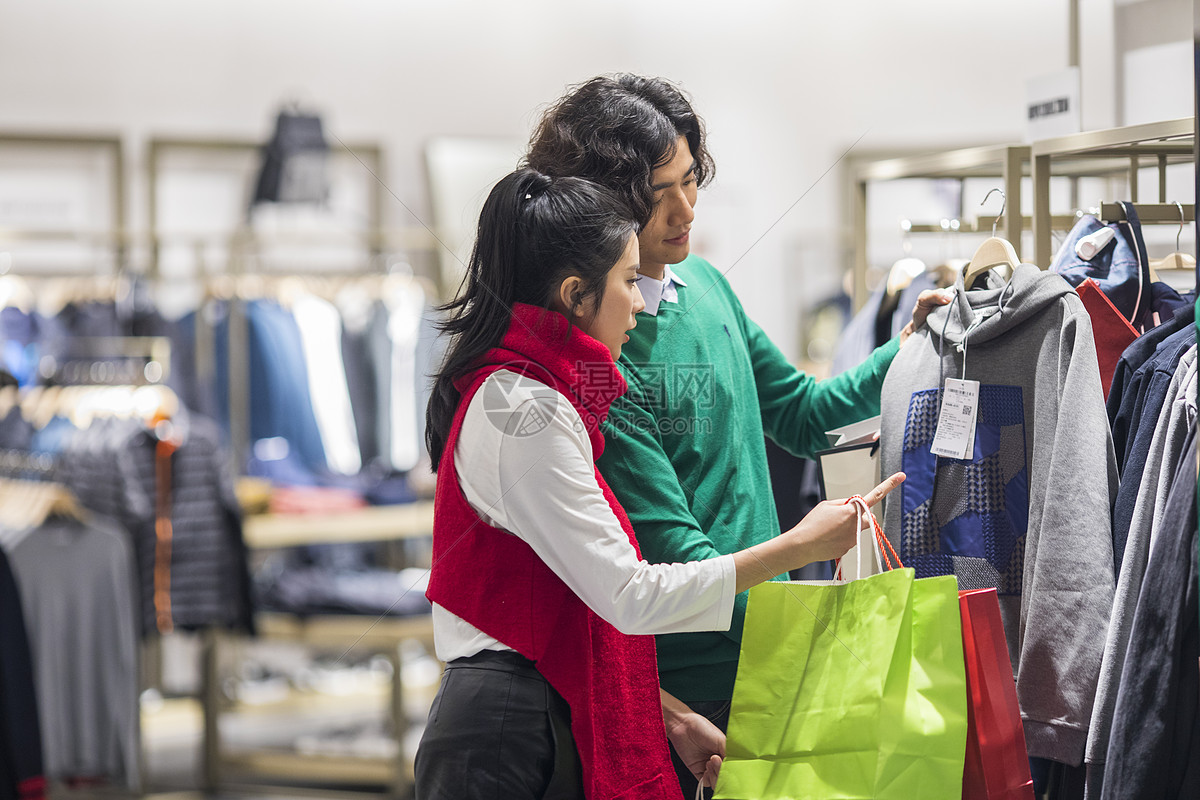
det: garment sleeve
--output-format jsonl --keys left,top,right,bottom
{"left": 1019, "top": 305, "right": 1118, "bottom": 765}
{"left": 457, "top": 377, "right": 736, "bottom": 638}
{"left": 739, "top": 304, "right": 899, "bottom": 458}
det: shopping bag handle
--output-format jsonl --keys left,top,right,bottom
{"left": 842, "top": 495, "right": 903, "bottom": 573}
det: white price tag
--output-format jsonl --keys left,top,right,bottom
{"left": 930, "top": 378, "right": 979, "bottom": 460}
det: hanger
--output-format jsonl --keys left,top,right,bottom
{"left": 963, "top": 189, "right": 1020, "bottom": 290}
{"left": 886, "top": 221, "right": 927, "bottom": 297}
{"left": 1148, "top": 202, "right": 1196, "bottom": 279}
{"left": 0, "top": 454, "right": 88, "bottom": 529}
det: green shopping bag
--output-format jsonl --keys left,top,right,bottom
{"left": 716, "top": 568, "right": 967, "bottom": 800}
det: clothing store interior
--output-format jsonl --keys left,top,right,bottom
{"left": 0, "top": 2, "right": 1197, "bottom": 800}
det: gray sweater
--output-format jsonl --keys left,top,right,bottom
{"left": 879, "top": 265, "right": 1117, "bottom": 766}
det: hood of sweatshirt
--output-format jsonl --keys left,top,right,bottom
{"left": 923, "top": 264, "right": 1076, "bottom": 348}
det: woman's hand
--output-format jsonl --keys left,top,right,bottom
{"left": 733, "top": 473, "right": 904, "bottom": 593}
{"left": 661, "top": 690, "right": 724, "bottom": 790}
{"left": 900, "top": 289, "right": 953, "bottom": 347}
{"left": 788, "top": 472, "right": 904, "bottom": 563}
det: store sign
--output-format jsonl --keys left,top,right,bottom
{"left": 1025, "top": 67, "right": 1081, "bottom": 142}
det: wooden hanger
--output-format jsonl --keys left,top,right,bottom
{"left": 1148, "top": 202, "right": 1196, "bottom": 279}
{"left": 886, "top": 257, "right": 927, "bottom": 298}
{"left": 963, "top": 189, "right": 1019, "bottom": 289}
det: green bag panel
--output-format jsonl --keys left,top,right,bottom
{"left": 717, "top": 570, "right": 967, "bottom": 800}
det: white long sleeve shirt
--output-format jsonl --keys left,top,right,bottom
{"left": 432, "top": 369, "right": 736, "bottom": 663}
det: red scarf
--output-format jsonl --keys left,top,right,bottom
{"left": 426, "top": 303, "right": 681, "bottom": 800}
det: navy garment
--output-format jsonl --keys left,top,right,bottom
{"left": 57, "top": 301, "right": 122, "bottom": 340}
{"left": 1050, "top": 203, "right": 1154, "bottom": 331}
{"left": 340, "top": 325, "right": 380, "bottom": 467}
{"left": 892, "top": 272, "right": 937, "bottom": 337}
{"left": 0, "top": 408, "right": 33, "bottom": 452}
{"left": 214, "top": 299, "right": 328, "bottom": 476}
{"left": 831, "top": 287, "right": 886, "bottom": 375}
{"left": 0, "top": 548, "right": 43, "bottom": 800}
{"left": 1102, "top": 432, "right": 1200, "bottom": 799}
{"left": 129, "top": 303, "right": 205, "bottom": 424}
{"left": 256, "top": 565, "right": 431, "bottom": 618}
{"left": 1109, "top": 325, "right": 1195, "bottom": 571}
{"left": 172, "top": 308, "right": 220, "bottom": 421}
{"left": 0, "top": 309, "right": 39, "bottom": 388}
{"left": 29, "top": 416, "right": 75, "bottom": 457}
{"left": 1149, "top": 282, "right": 1193, "bottom": 320}
{"left": 1107, "top": 305, "right": 1195, "bottom": 461}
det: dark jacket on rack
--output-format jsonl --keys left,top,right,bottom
{"left": 1100, "top": 431, "right": 1200, "bottom": 799}
{"left": 61, "top": 411, "right": 254, "bottom": 636}
{"left": 0, "top": 549, "right": 44, "bottom": 800}
{"left": 1107, "top": 305, "right": 1195, "bottom": 465}
{"left": 1108, "top": 324, "right": 1196, "bottom": 570}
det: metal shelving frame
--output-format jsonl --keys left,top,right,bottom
{"left": 0, "top": 132, "right": 128, "bottom": 269}
{"left": 1031, "top": 118, "right": 1196, "bottom": 266}
{"left": 848, "top": 145, "right": 1029, "bottom": 309}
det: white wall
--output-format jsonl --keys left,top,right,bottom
{"left": 0, "top": 0, "right": 1188, "bottom": 359}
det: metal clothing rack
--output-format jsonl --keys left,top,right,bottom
{"left": 145, "top": 139, "right": 440, "bottom": 798}
{"left": 848, "top": 144, "right": 1030, "bottom": 309}
{"left": 1031, "top": 118, "right": 1196, "bottom": 265}
{"left": 146, "top": 135, "right": 386, "bottom": 280}
{"left": 0, "top": 132, "right": 129, "bottom": 271}
{"left": 1092, "top": 202, "right": 1195, "bottom": 224}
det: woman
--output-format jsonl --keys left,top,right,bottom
{"left": 416, "top": 166, "right": 902, "bottom": 800}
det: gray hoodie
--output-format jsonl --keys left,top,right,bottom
{"left": 879, "top": 264, "right": 1117, "bottom": 767}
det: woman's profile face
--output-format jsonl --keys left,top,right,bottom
{"left": 579, "top": 233, "right": 645, "bottom": 360}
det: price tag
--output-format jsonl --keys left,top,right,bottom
{"left": 930, "top": 378, "right": 979, "bottom": 460}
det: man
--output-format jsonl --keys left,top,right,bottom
{"left": 527, "top": 74, "right": 946, "bottom": 797}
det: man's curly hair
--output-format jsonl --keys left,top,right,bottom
{"left": 526, "top": 74, "right": 715, "bottom": 229}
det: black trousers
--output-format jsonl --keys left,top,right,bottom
{"left": 414, "top": 650, "right": 583, "bottom": 800}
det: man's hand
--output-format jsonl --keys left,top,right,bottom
{"left": 900, "top": 288, "right": 953, "bottom": 346}
{"left": 661, "top": 690, "right": 724, "bottom": 790}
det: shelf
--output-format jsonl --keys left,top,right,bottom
{"left": 256, "top": 612, "right": 435, "bottom": 651}
{"left": 1031, "top": 118, "right": 1194, "bottom": 157}
{"left": 243, "top": 501, "right": 434, "bottom": 549}
{"left": 221, "top": 751, "right": 406, "bottom": 786}
{"left": 1031, "top": 118, "right": 1197, "bottom": 266}
{"left": 852, "top": 144, "right": 1030, "bottom": 182}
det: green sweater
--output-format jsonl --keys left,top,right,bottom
{"left": 598, "top": 254, "right": 900, "bottom": 701}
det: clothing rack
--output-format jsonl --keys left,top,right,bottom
{"left": 1093, "top": 202, "right": 1195, "bottom": 224}
{"left": 49, "top": 336, "right": 172, "bottom": 386}
{"left": 848, "top": 144, "right": 1029, "bottom": 310}
{"left": 0, "top": 448, "right": 57, "bottom": 480}
{"left": 1031, "top": 118, "right": 1195, "bottom": 265}
{"left": 0, "top": 132, "right": 129, "bottom": 272}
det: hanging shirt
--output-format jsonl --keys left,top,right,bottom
{"left": 3, "top": 516, "right": 140, "bottom": 790}
{"left": 291, "top": 294, "right": 361, "bottom": 476}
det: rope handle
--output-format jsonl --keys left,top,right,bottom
{"left": 834, "top": 495, "right": 903, "bottom": 578}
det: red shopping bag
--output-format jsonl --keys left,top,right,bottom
{"left": 959, "top": 588, "right": 1035, "bottom": 800}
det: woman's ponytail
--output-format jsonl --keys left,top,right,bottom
{"left": 425, "top": 168, "right": 637, "bottom": 467}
